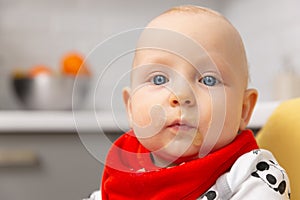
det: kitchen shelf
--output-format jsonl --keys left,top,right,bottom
{"left": 0, "top": 101, "right": 281, "bottom": 133}
{"left": 0, "top": 110, "right": 129, "bottom": 133}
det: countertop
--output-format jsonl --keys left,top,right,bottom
{"left": 0, "top": 101, "right": 281, "bottom": 133}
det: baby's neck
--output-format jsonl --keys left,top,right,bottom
{"left": 150, "top": 153, "right": 177, "bottom": 168}
{"left": 150, "top": 153, "right": 199, "bottom": 168}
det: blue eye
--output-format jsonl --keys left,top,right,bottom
{"left": 152, "top": 75, "right": 168, "bottom": 85}
{"left": 200, "top": 76, "right": 219, "bottom": 86}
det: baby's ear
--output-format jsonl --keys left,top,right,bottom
{"left": 122, "top": 87, "right": 133, "bottom": 127}
{"left": 240, "top": 89, "right": 258, "bottom": 130}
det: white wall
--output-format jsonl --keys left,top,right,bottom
{"left": 222, "top": 0, "right": 300, "bottom": 101}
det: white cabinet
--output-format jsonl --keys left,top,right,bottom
{"left": 0, "top": 110, "right": 124, "bottom": 200}
{"left": 0, "top": 132, "right": 121, "bottom": 200}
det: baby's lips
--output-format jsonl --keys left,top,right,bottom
{"left": 167, "top": 118, "right": 197, "bottom": 130}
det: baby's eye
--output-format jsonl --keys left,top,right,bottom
{"left": 151, "top": 75, "right": 169, "bottom": 85}
{"left": 199, "top": 75, "right": 219, "bottom": 86}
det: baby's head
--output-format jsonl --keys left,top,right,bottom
{"left": 123, "top": 5, "right": 258, "bottom": 167}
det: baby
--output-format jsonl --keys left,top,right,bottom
{"left": 100, "top": 5, "right": 290, "bottom": 200}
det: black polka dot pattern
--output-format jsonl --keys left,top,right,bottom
{"left": 251, "top": 160, "right": 288, "bottom": 196}
{"left": 205, "top": 191, "right": 217, "bottom": 200}
{"left": 276, "top": 181, "right": 287, "bottom": 195}
{"left": 256, "top": 161, "right": 269, "bottom": 171}
{"left": 200, "top": 190, "right": 217, "bottom": 200}
{"left": 266, "top": 174, "right": 277, "bottom": 185}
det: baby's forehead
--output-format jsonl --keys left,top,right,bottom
{"left": 134, "top": 49, "right": 216, "bottom": 69}
{"left": 132, "top": 49, "right": 233, "bottom": 79}
{"left": 140, "top": 10, "right": 240, "bottom": 58}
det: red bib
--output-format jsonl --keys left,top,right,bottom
{"left": 101, "top": 129, "right": 258, "bottom": 200}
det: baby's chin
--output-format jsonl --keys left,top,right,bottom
{"left": 151, "top": 147, "right": 201, "bottom": 167}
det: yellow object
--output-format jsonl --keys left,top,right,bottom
{"left": 12, "top": 68, "right": 27, "bottom": 78}
{"left": 256, "top": 98, "right": 300, "bottom": 199}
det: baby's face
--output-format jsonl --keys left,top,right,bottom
{"left": 123, "top": 11, "right": 257, "bottom": 166}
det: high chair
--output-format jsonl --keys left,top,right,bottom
{"left": 256, "top": 98, "right": 300, "bottom": 200}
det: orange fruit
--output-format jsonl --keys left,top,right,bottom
{"left": 29, "top": 65, "right": 52, "bottom": 77}
{"left": 61, "top": 52, "right": 90, "bottom": 76}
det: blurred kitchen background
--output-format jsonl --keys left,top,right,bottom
{"left": 0, "top": 0, "right": 299, "bottom": 199}
{"left": 1, "top": 0, "right": 300, "bottom": 110}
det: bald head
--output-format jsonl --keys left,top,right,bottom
{"left": 134, "top": 5, "right": 249, "bottom": 88}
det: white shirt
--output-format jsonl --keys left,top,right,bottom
{"left": 198, "top": 149, "right": 290, "bottom": 200}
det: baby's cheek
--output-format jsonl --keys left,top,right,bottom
{"left": 130, "top": 88, "right": 168, "bottom": 127}
{"left": 131, "top": 100, "right": 167, "bottom": 142}
{"left": 131, "top": 102, "right": 152, "bottom": 127}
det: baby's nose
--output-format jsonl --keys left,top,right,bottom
{"left": 168, "top": 74, "right": 196, "bottom": 107}
{"left": 169, "top": 93, "right": 195, "bottom": 107}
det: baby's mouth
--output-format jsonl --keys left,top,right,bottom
{"left": 167, "top": 120, "right": 196, "bottom": 131}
